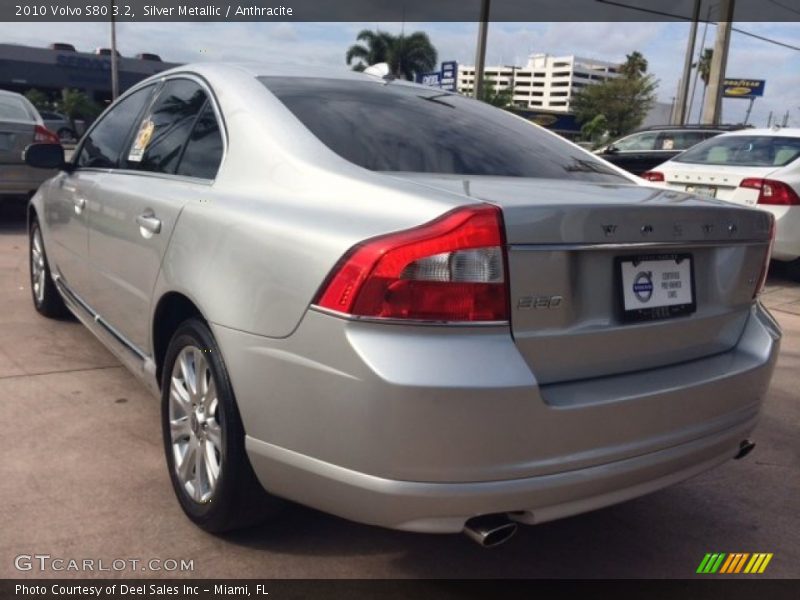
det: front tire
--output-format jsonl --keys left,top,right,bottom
{"left": 161, "top": 318, "right": 277, "bottom": 532}
{"left": 29, "top": 219, "right": 69, "bottom": 318}
{"left": 785, "top": 258, "right": 800, "bottom": 282}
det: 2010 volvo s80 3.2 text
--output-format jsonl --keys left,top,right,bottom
{"left": 23, "top": 63, "right": 780, "bottom": 547}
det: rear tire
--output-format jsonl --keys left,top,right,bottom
{"left": 161, "top": 318, "right": 279, "bottom": 532}
{"left": 29, "top": 219, "right": 69, "bottom": 319}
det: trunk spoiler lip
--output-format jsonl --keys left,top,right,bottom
{"left": 507, "top": 239, "right": 771, "bottom": 252}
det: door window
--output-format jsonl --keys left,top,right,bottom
{"left": 612, "top": 132, "right": 659, "bottom": 152}
{"left": 75, "top": 85, "right": 155, "bottom": 169}
{"left": 127, "top": 79, "right": 208, "bottom": 174}
{"left": 175, "top": 103, "right": 223, "bottom": 179}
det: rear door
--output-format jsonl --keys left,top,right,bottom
{"left": 603, "top": 131, "right": 660, "bottom": 175}
{"left": 86, "top": 77, "right": 224, "bottom": 351}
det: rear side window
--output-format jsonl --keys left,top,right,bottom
{"left": 128, "top": 79, "right": 208, "bottom": 174}
{"left": 611, "top": 131, "right": 659, "bottom": 152}
{"left": 176, "top": 103, "right": 223, "bottom": 179}
{"left": 76, "top": 85, "right": 154, "bottom": 169}
{"left": 260, "top": 77, "right": 626, "bottom": 182}
{"left": 0, "top": 95, "right": 35, "bottom": 122}
{"left": 675, "top": 135, "right": 800, "bottom": 167}
{"left": 657, "top": 130, "right": 709, "bottom": 151}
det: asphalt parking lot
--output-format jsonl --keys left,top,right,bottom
{"left": 0, "top": 198, "right": 798, "bottom": 579}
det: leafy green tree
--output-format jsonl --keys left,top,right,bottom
{"left": 56, "top": 89, "right": 100, "bottom": 134}
{"left": 580, "top": 113, "right": 608, "bottom": 146}
{"left": 477, "top": 78, "right": 514, "bottom": 108}
{"left": 24, "top": 89, "right": 51, "bottom": 111}
{"left": 346, "top": 29, "right": 437, "bottom": 81}
{"left": 573, "top": 51, "right": 658, "bottom": 138}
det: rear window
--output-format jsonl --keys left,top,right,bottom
{"left": 675, "top": 135, "right": 800, "bottom": 167}
{"left": 0, "top": 95, "right": 35, "bottom": 122}
{"left": 260, "top": 77, "right": 626, "bottom": 182}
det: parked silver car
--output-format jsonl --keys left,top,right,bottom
{"left": 24, "top": 64, "right": 780, "bottom": 546}
{"left": 0, "top": 89, "right": 59, "bottom": 198}
{"left": 38, "top": 110, "right": 85, "bottom": 142}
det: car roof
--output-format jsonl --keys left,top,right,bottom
{"left": 712, "top": 127, "right": 800, "bottom": 138}
{"left": 635, "top": 124, "right": 744, "bottom": 132}
{"left": 144, "top": 61, "right": 431, "bottom": 91}
{"left": 0, "top": 89, "right": 25, "bottom": 98}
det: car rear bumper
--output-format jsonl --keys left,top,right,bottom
{"left": 0, "top": 164, "right": 54, "bottom": 195}
{"left": 244, "top": 415, "right": 754, "bottom": 532}
{"left": 214, "top": 302, "right": 780, "bottom": 533}
{"left": 764, "top": 205, "right": 800, "bottom": 262}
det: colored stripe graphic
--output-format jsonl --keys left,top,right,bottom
{"left": 698, "top": 552, "right": 772, "bottom": 574}
{"left": 719, "top": 554, "right": 736, "bottom": 574}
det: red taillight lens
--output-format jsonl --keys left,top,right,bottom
{"left": 315, "top": 205, "right": 509, "bottom": 322}
{"left": 33, "top": 125, "right": 60, "bottom": 145}
{"left": 740, "top": 178, "right": 800, "bottom": 206}
{"left": 641, "top": 171, "right": 665, "bottom": 182}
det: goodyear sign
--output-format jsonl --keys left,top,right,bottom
{"left": 723, "top": 79, "right": 766, "bottom": 98}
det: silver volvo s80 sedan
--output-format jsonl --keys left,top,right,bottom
{"left": 23, "top": 63, "right": 780, "bottom": 546}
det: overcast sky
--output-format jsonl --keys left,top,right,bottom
{"left": 1, "top": 21, "right": 798, "bottom": 126}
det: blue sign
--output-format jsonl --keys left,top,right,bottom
{"left": 440, "top": 61, "right": 457, "bottom": 92}
{"left": 723, "top": 79, "right": 766, "bottom": 98}
{"left": 416, "top": 61, "right": 458, "bottom": 92}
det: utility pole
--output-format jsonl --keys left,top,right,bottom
{"left": 472, "top": 0, "right": 490, "bottom": 99}
{"left": 676, "top": 0, "right": 701, "bottom": 124}
{"left": 110, "top": 0, "right": 119, "bottom": 101}
{"left": 702, "top": 0, "right": 735, "bottom": 125}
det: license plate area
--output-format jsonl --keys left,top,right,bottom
{"left": 685, "top": 184, "right": 717, "bottom": 198}
{"left": 617, "top": 254, "right": 696, "bottom": 322}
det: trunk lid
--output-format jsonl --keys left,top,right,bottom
{"left": 391, "top": 174, "right": 772, "bottom": 384}
{"left": 660, "top": 162, "right": 780, "bottom": 203}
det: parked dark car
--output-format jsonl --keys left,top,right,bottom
{"left": 596, "top": 125, "right": 746, "bottom": 176}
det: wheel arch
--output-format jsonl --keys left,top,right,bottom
{"left": 152, "top": 291, "right": 207, "bottom": 388}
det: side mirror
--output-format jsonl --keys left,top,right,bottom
{"left": 604, "top": 144, "right": 619, "bottom": 154}
{"left": 23, "top": 143, "right": 69, "bottom": 170}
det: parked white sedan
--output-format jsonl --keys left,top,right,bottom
{"left": 642, "top": 128, "right": 800, "bottom": 278}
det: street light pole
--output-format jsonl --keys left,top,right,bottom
{"left": 702, "top": 0, "right": 735, "bottom": 125}
{"left": 675, "top": 0, "right": 701, "bottom": 124}
{"left": 110, "top": 0, "right": 119, "bottom": 101}
{"left": 472, "top": 0, "right": 490, "bottom": 99}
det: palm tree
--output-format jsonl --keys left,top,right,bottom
{"left": 580, "top": 113, "right": 608, "bottom": 146}
{"left": 693, "top": 48, "right": 714, "bottom": 117}
{"left": 620, "top": 51, "right": 648, "bottom": 78}
{"left": 345, "top": 29, "right": 395, "bottom": 72}
{"left": 346, "top": 29, "right": 437, "bottom": 81}
{"left": 390, "top": 32, "right": 438, "bottom": 81}
{"left": 477, "top": 78, "right": 513, "bottom": 108}
{"left": 57, "top": 89, "right": 99, "bottom": 135}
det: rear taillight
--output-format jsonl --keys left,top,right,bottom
{"left": 33, "top": 125, "right": 60, "bottom": 145}
{"left": 753, "top": 215, "right": 776, "bottom": 299}
{"left": 641, "top": 171, "right": 665, "bottom": 182}
{"left": 740, "top": 178, "right": 800, "bottom": 206}
{"left": 314, "top": 205, "right": 509, "bottom": 322}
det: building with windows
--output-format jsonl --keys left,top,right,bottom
{"left": 0, "top": 43, "right": 178, "bottom": 106}
{"left": 457, "top": 53, "right": 620, "bottom": 112}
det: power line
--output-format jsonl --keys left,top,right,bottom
{"left": 764, "top": 0, "right": 800, "bottom": 18}
{"left": 595, "top": 0, "right": 800, "bottom": 52}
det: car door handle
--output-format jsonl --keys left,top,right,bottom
{"left": 73, "top": 197, "right": 86, "bottom": 214}
{"left": 136, "top": 213, "right": 161, "bottom": 235}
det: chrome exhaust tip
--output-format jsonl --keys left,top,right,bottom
{"left": 734, "top": 439, "right": 756, "bottom": 460}
{"left": 463, "top": 514, "right": 518, "bottom": 548}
